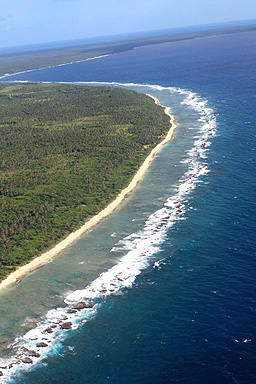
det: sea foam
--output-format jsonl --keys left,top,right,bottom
{"left": 0, "top": 83, "right": 217, "bottom": 383}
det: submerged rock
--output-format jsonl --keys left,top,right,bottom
{"left": 22, "top": 357, "right": 33, "bottom": 364}
{"left": 72, "top": 301, "right": 94, "bottom": 310}
{"left": 67, "top": 309, "right": 77, "bottom": 314}
{"left": 36, "top": 342, "right": 48, "bottom": 348}
{"left": 26, "top": 350, "right": 40, "bottom": 358}
{"left": 44, "top": 358, "right": 54, "bottom": 364}
{"left": 0, "top": 371, "right": 3, "bottom": 376}
{"left": 61, "top": 322, "right": 72, "bottom": 330}
{"left": 45, "top": 327, "right": 53, "bottom": 333}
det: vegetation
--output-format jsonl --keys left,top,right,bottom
{"left": 0, "top": 83, "right": 171, "bottom": 281}
{"left": 0, "top": 24, "right": 255, "bottom": 77}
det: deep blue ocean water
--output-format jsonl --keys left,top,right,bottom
{"left": 0, "top": 31, "right": 256, "bottom": 383}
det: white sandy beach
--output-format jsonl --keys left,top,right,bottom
{"left": 0, "top": 96, "right": 176, "bottom": 292}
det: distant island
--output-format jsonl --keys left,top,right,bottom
{"left": 0, "top": 23, "right": 255, "bottom": 78}
{"left": 0, "top": 83, "right": 172, "bottom": 283}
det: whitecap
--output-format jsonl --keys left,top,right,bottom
{"left": 0, "top": 83, "right": 217, "bottom": 383}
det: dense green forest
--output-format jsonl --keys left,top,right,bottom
{"left": 0, "top": 83, "right": 171, "bottom": 281}
{"left": 0, "top": 24, "right": 255, "bottom": 77}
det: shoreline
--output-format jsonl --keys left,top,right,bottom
{"left": 1, "top": 24, "right": 255, "bottom": 81}
{"left": 0, "top": 96, "right": 176, "bottom": 292}
{"left": 0, "top": 54, "right": 110, "bottom": 81}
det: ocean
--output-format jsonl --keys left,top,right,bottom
{"left": 0, "top": 30, "right": 255, "bottom": 383}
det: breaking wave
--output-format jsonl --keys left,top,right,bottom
{"left": 0, "top": 83, "right": 217, "bottom": 383}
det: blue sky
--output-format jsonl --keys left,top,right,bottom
{"left": 1, "top": 0, "right": 256, "bottom": 48}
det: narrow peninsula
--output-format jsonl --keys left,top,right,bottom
{"left": 0, "top": 83, "right": 175, "bottom": 288}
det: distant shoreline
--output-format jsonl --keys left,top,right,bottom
{"left": 0, "top": 54, "right": 110, "bottom": 82}
{"left": 0, "top": 23, "right": 255, "bottom": 79}
{"left": 0, "top": 95, "right": 176, "bottom": 292}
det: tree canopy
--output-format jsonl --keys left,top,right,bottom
{"left": 0, "top": 83, "right": 171, "bottom": 281}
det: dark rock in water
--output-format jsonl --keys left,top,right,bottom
{"left": 72, "top": 301, "right": 87, "bottom": 310}
{"left": 26, "top": 350, "right": 40, "bottom": 358}
{"left": 72, "top": 301, "right": 94, "bottom": 310}
{"left": 61, "top": 322, "right": 72, "bottom": 330}
{"left": 22, "top": 357, "right": 33, "bottom": 364}
{"left": 0, "top": 371, "right": 3, "bottom": 376}
{"left": 36, "top": 342, "right": 48, "bottom": 348}
{"left": 67, "top": 308, "right": 77, "bottom": 313}
{"left": 51, "top": 324, "right": 57, "bottom": 328}
{"left": 45, "top": 327, "right": 53, "bottom": 333}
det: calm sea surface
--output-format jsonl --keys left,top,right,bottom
{"left": 0, "top": 31, "right": 255, "bottom": 383}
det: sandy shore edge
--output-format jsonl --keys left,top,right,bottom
{"left": 0, "top": 95, "right": 176, "bottom": 292}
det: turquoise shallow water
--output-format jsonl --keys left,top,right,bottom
{"left": 0, "top": 31, "right": 255, "bottom": 383}
{"left": 0, "top": 86, "right": 202, "bottom": 349}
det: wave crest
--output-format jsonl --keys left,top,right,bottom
{"left": 0, "top": 83, "right": 217, "bottom": 383}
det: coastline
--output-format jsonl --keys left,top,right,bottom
{"left": 1, "top": 24, "right": 255, "bottom": 81}
{"left": 0, "top": 96, "right": 176, "bottom": 292}
{"left": 0, "top": 54, "right": 110, "bottom": 81}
